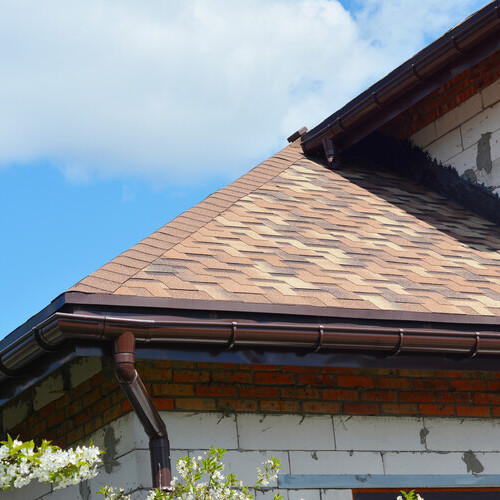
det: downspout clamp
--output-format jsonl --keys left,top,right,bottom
{"left": 114, "top": 331, "right": 172, "bottom": 490}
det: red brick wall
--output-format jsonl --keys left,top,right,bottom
{"left": 5, "top": 360, "right": 500, "bottom": 448}
{"left": 383, "top": 49, "right": 500, "bottom": 140}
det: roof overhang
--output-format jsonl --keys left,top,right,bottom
{"left": 302, "top": 1, "right": 500, "bottom": 155}
{"left": 2, "top": 291, "right": 500, "bottom": 405}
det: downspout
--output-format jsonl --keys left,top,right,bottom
{"left": 113, "top": 331, "right": 171, "bottom": 490}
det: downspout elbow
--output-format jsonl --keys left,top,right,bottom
{"left": 113, "top": 331, "right": 171, "bottom": 489}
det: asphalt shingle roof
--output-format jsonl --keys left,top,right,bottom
{"left": 69, "top": 140, "right": 500, "bottom": 316}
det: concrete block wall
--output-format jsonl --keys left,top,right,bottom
{"left": 6, "top": 411, "right": 500, "bottom": 500}
{"left": 410, "top": 79, "right": 500, "bottom": 192}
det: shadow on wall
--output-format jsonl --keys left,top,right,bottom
{"left": 335, "top": 132, "right": 500, "bottom": 253}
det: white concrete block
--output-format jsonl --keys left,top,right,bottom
{"left": 90, "top": 449, "right": 151, "bottom": 493}
{"left": 39, "top": 483, "right": 82, "bottom": 500}
{"left": 461, "top": 99, "right": 500, "bottom": 149}
{"left": 2, "top": 398, "right": 30, "bottom": 430}
{"left": 256, "top": 489, "right": 284, "bottom": 500}
{"left": 472, "top": 452, "right": 500, "bottom": 474}
{"left": 425, "top": 128, "right": 463, "bottom": 164}
{"left": 490, "top": 127, "right": 500, "bottom": 162}
{"left": 161, "top": 412, "right": 238, "bottom": 449}
{"left": 33, "top": 374, "right": 64, "bottom": 411}
{"left": 333, "top": 416, "right": 424, "bottom": 452}
{"left": 237, "top": 414, "right": 334, "bottom": 451}
{"left": 321, "top": 490, "right": 353, "bottom": 500}
{"left": 221, "top": 450, "right": 289, "bottom": 486}
{"left": 445, "top": 144, "right": 477, "bottom": 176}
{"left": 289, "top": 451, "right": 383, "bottom": 475}
{"left": 289, "top": 489, "right": 320, "bottom": 500}
{"left": 88, "top": 413, "right": 144, "bottom": 461}
{"left": 435, "top": 93, "right": 482, "bottom": 138}
{"left": 170, "top": 449, "right": 189, "bottom": 472}
{"left": 69, "top": 357, "right": 102, "bottom": 388}
{"left": 482, "top": 79, "right": 500, "bottom": 108}
{"left": 9, "top": 480, "right": 51, "bottom": 499}
{"left": 383, "top": 451, "right": 464, "bottom": 474}
{"left": 411, "top": 122, "right": 436, "bottom": 148}
{"left": 425, "top": 417, "right": 500, "bottom": 452}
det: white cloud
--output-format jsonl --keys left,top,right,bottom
{"left": 0, "top": 0, "right": 485, "bottom": 185}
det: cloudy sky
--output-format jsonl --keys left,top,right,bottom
{"left": 1, "top": 0, "right": 487, "bottom": 336}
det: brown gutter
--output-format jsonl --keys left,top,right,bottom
{"left": 301, "top": 0, "right": 500, "bottom": 156}
{"left": 3, "top": 311, "right": 499, "bottom": 378}
{"left": 114, "top": 332, "right": 171, "bottom": 490}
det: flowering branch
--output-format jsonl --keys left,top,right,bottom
{"left": 98, "top": 447, "right": 282, "bottom": 500}
{"left": 0, "top": 435, "right": 102, "bottom": 490}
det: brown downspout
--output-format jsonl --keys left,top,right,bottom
{"left": 114, "top": 331, "right": 171, "bottom": 490}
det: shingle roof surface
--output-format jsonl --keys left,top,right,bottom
{"left": 70, "top": 141, "right": 500, "bottom": 316}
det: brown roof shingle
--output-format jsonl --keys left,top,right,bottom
{"left": 69, "top": 141, "right": 500, "bottom": 317}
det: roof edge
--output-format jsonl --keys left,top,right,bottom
{"left": 302, "top": 1, "right": 500, "bottom": 154}
{"left": 64, "top": 291, "right": 500, "bottom": 326}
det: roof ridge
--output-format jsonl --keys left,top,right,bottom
{"left": 69, "top": 142, "right": 304, "bottom": 294}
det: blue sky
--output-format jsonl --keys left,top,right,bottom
{"left": 0, "top": 0, "right": 487, "bottom": 337}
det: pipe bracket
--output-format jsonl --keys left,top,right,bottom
{"left": 393, "top": 329, "right": 405, "bottom": 356}
{"left": 227, "top": 322, "right": 238, "bottom": 350}
{"left": 467, "top": 331, "right": 481, "bottom": 358}
{"left": 313, "top": 325, "right": 324, "bottom": 353}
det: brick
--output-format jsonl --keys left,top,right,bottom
{"left": 47, "top": 410, "right": 64, "bottom": 428}
{"left": 486, "top": 380, "right": 500, "bottom": 390}
{"left": 450, "top": 379, "right": 485, "bottom": 391}
{"left": 435, "top": 391, "right": 471, "bottom": 403}
{"left": 456, "top": 405, "right": 490, "bottom": 417}
{"left": 361, "top": 390, "right": 397, "bottom": 402}
{"left": 374, "top": 377, "right": 411, "bottom": 389}
{"left": 82, "top": 388, "right": 101, "bottom": 408}
{"left": 67, "top": 427, "right": 84, "bottom": 445}
{"left": 173, "top": 371, "right": 210, "bottom": 383}
{"left": 280, "top": 387, "right": 319, "bottom": 399}
{"left": 381, "top": 403, "right": 418, "bottom": 415}
{"left": 211, "top": 371, "right": 253, "bottom": 384}
{"left": 152, "top": 383, "right": 195, "bottom": 396}
{"left": 239, "top": 386, "right": 279, "bottom": 398}
{"left": 175, "top": 398, "right": 216, "bottom": 411}
{"left": 474, "top": 392, "right": 500, "bottom": 404}
{"left": 152, "top": 398, "right": 175, "bottom": 410}
{"left": 140, "top": 367, "right": 173, "bottom": 381}
{"left": 218, "top": 398, "right": 258, "bottom": 412}
{"left": 418, "top": 403, "right": 455, "bottom": 416}
{"left": 413, "top": 379, "right": 449, "bottom": 390}
{"left": 400, "top": 391, "right": 434, "bottom": 403}
{"left": 337, "top": 376, "right": 374, "bottom": 388}
{"left": 323, "top": 389, "right": 359, "bottom": 401}
{"left": 302, "top": 401, "right": 340, "bottom": 413}
{"left": 122, "top": 400, "right": 133, "bottom": 412}
{"left": 103, "top": 404, "right": 123, "bottom": 423}
{"left": 254, "top": 372, "right": 295, "bottom": 385}
{"left": 260, "top": 400, "right": 300, "bottom": 413}
{"left": 297, "top": 374, "right": 336, "bottom": 385}
{"left": 343, "top": 402, "right": 379, "bottom": 415}
{"left": 196, "top": 384, "right": 237, "bottom": 397}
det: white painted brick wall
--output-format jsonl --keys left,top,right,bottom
{"left": 410, "top": 78, "right": 500, "bottom": 191}
{"left": 9, "top": 412, "right": 500, "bottom": 500}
